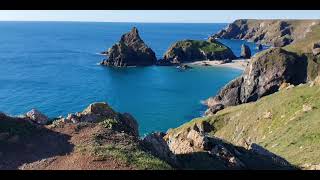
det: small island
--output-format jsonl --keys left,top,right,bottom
{"left": 158, "top": 39, "right": 237, "bottom": 65}
{"left": 100, "top": 27, "right": 157, "bottom": 67}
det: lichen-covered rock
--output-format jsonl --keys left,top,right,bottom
{"left": 205, "top": 48, "right": 307, "bottom": 114}
{"left": 25, "top": 109, "right": 48, "bottom": 125}
{"left": 100, "top": 27, "right": 157, "bottom": 67}
{"left": 162, "top": 39, "right": 236, "bottom": 64}
{"left": 240, "top": 44, "right": 251, "bottom": 58}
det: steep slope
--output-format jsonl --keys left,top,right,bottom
{"left": 205, "top": 47, "right": 307, "bottom": 115}
{"left": 167, "top": 82, "right": 320, "bottom": 169}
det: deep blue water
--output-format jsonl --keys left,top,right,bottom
{"left": 0, "top": 22, "right": 262, "bottom": 135}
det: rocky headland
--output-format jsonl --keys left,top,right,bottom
{"left": 205, "top": 47, "right": 307, "bottom": 115}
{"left": 100, "top": 27, "right": 157, "bottom": 67}
{"left": 211, "top": 19, "right": 320, "bottom": 47}
{"left": 158, "top": 39, "right": 236, "bottom": 65}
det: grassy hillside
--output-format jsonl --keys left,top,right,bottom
{"left": 167, "top": 84, "right": 320, "bottom": 167}
{"left": 284, "top": 24, "right": 320, "bottom": 54}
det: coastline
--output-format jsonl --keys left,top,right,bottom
{"left": 185, "top": 59, "right": 249, "bottom": 70}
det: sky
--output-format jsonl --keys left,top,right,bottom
{"left": 0, "top": 10, "right": 319, "bottom": 23}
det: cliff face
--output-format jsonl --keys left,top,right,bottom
{"left": 100, "top": 27, "right": 157, "bottom": 67}
{"left": 160, "top": 39, "right": 236, "bottom": 65}
{"left": 212, "top": 19, "right": 320, "bottom": 47}
{"left": 205, "top": 48, "right": 307, "bottom": 115}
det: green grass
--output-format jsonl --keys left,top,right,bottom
{"left": 99, "top": 118, "right": 119, "bottom": 129}
{"left": 284, "top": 25, "right": 320, "bottom": 54}
{"left": 167, "top": 84, "right": 320, "bottom": 167}
{"left": 76, "top": 125, "right": 172, "bottom": 170}
{"left": 174, "top": 40, "right": 229, "bottom": 53}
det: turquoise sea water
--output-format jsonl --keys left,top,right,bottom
{"left": 0, "top": 22, "right": 263, "bottom": 135}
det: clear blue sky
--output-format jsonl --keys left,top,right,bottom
{"left": 0, "top": 10, "right": 319, "bottom": 23}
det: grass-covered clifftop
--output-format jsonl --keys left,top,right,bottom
{"left": 167, "top": 83, "right": 320, "bottom": 168}
{"left": 162, "top": 39, "right": 236, "bottom": 63}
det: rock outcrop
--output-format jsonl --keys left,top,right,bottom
{"left": 160, "top": 39, "right": 236, "bottom": 65}
{"left": 205, "top": 48, "right": 307, "bottom": 115}
{"left": 240, "top": 44, "right": 251, "bottom": 58}
{"left": 142, "top": 132, "right": 178, "bottom": 167}
{"left": 51, "top": 102, "right": 139, "bottom": 136}
{"left": 162, "top": 121, "right": 295, "bottom": 170}
{"left": 211, "top": 19, "right": 320, "bottom": 47}
{"left": 100, "top": 27, "right": 157, "bottom": 67}
{"left": 25, "top": 109, "right": 48, "bottom": 125}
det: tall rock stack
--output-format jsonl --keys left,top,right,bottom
{"left": 100, "top": 27, "right": 157, "bottom": 67}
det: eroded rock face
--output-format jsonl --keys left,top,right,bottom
{"left": 240, "top": 44, "right": 251, "bottom": 59}
{"left": 25, "top": 109, "right": 48, "bottom": 125}
{"left": 161, "top": 39, "right": 236, "bottom": 65}
{"left": 142, "top": 132, "right": 178, "bottom": 166}
{"left": 100, "top": 27, "right": 157, "bottom": 67}
{"left": 212, "top": 19, "right": 320, "bottom": 47}
{"left": 205, "top": 48, "right": 307, "bottom": 114}
{"left": 163, "top": 122, "right": 246, "bottom": 169}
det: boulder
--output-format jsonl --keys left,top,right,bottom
{"left": 240, "top": 44, "right": 251, "bottom": 59}
{"left": 100, "top": 27, "right": 157, "bottom": 67}
{"left": 205, "top": 48, "right": 307, "bottom": 114}
{"left": 25, "top": 109, "right": 48, "bottom": 125}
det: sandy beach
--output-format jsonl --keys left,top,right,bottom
{"left": 186, "top": 59, "right": 250, "bottom": 70}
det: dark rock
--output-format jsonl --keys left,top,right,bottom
{"left": 162, "top": 40, "right": 236, "bottom": 64}
{"left": 240, "top": 44, "right": 251, "bottom": 59}
{"left": 205, "top": 48, "right": 308, "bottom": 113}
{"left": 205, "top": 104, "right": 224, "bottom": 116}
{"left": 100, "top": 27, "right": 157, "bottom": 67}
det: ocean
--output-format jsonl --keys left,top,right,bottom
{"left": 0, "top": 22, "right": 263, "bottom": 135}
